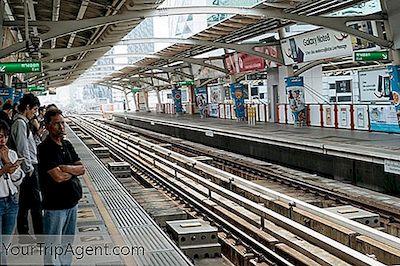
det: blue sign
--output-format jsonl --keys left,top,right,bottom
{"left": 370, "top": 105, "right": 400, "bottom": 133}
{"left": 172, "top": 88, "right": 183, "bottom": 113}
{"left": 0, "top": 87, "right": 14, "bottom": 110}
{"left": 230, "top": 83, "right": 245, "bottom": 119}
{"left": 285, "top": 76, "right": 306, "bottom": 126}
{"left": 14, "top": 90, "right": 23, "bottom": 105}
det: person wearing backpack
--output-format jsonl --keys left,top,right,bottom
{"left": 10, "top": 93, "right": 43, "bottom": 243}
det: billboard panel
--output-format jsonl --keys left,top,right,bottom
{"left": 359, "top": 68, "right": 391, "bottom": 102}
{"left": 285, "top": 77, "right": 306, "bottom": 126}
{"left": 281, "top": 28, "right": 353, "bottom": 65}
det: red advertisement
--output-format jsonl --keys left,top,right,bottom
{"left": 224, "top": 46, "right": 278, "bottom": 74}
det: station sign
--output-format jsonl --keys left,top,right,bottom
{"left": 13, "top": 82, "right": 28, "bottom": 90}
{"left": 0, "top": 62, "right": 42, "bottom": 73}
{"left": 131, "top": 87, "right": 141, "bottom": 93}
{"left": 178, "top": 80, "right": 194, "bottom": 86}
{"left": 28, "top": 85, "right": 45, "bottom": 92}
{"left": 247, "top": 73, "right": 268, "bottom": 80}
{"left": 354, "top": 51, "right": 389, "bottom": 62}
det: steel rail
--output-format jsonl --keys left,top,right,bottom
{"left": 73, "top": 116, "right": 386, "bottom": 266}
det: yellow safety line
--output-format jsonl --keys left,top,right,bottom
{"left": 83, "top": 174, "right": 137, "bottom": 266}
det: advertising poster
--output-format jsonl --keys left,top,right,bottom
{"left": 0, "top": 87, "right": 14, "bottom": 110}
{"left": 172, "top": 88, "right": 183, "bottom": 113}
{"left": 325, "top": 107, "right": 332, "bottom": 126}
{"left": 356, "top": 108, "right": 365, "bottom": 128}
{"left": 388, "top": 65, "right": 400, "bottom": 129}
{"left": 208, "top": 85, "right": 223, "bottom": 118}
{"left": 281, "top": 28, "right": 353, "bottom": 65}
{"left": 340, "top": 108, "right": 348, "bottom": 126}
{"left": 359, "top": 68, "right": 391, "bottom": 102}
{"left": 194, "top": 87, "right": 208, "bottom": 118}
{"left": 230, "top": 83, "right": 245, "bottom": 119}
{"left": 285, "top": 77, "right": 306, "bottom": 126}
{"left": 224, "top": 46, "right": 279, "bottom": 74}
{"left": 370, "top": 105, "right": 400, "bottom": 133}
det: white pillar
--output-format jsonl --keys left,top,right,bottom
{"left": 156, "top": 89, "right": 162, "bottom": 113}
{"left": 143, "top": 90, "right": 150, "bottom": 112}
{"left": 123, "top": 90, "right": 130, "bottom": 111}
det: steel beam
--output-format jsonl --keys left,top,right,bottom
{"left": 1, "top": 6, "right": 389, "bottom": 58}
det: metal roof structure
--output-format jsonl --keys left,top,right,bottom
{"left": 98, "top": 0, "right": 387, "bottom": 90}
{"left": 0, "top": 0, "right": 390, "bottom": 89}
{"left": 1, "top": 0, "right": 165, "bottom": 87}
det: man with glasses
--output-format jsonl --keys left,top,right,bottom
{"left": 11, "top": 93, "right": 43, "bottom": 243}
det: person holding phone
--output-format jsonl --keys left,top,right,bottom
{"left": 0, "top": 119, "right": 25, "bottom": 264}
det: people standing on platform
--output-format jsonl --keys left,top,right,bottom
{"left": 10, "top": 93, "right": 43, "bottom": 243}
{"left": 0, "top": 120, "right": 25, "bottom": 264}
{"left": 38, "top": 108, "right": 85, "bottom": 266}
{"left": 0, "top": 102, "right": 13, "bottom": 128}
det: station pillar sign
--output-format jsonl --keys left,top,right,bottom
{"left": 0, "top": 62, "right": 42, "bottom": 73}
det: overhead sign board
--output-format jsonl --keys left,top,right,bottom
{"left": 28, "top": 85, "right": 45, "bottom": 92}
{"left": 178, "top": 80, "right": 194, "bottom": 86}
{"left": 13, "top": 82, "right": 28, "bottom": 90}
{"left": 131, "top": 87, "right": 141, "bottom": 93}
{"left": 0, "top": 62, "right": 42, "bottom": 73}
{"left": 354, "top": 51, "right": 389, "bottom": 62}
{"left": 247, "top": 73, "right": 268, "bottom": 80}
{"left": 281, "top": 28, "right": 353, "bottom": 65}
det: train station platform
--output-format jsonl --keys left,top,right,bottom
{"left": 112, "top": 111, "right": 400, "bottom": 194}
{"left": 7, "top": 125, "right": 193, "bottom": 266}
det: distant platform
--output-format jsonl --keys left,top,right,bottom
{"left": 112, "top": 111, "right": 400, "bottom": 194}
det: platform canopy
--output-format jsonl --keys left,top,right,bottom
{"left": 0, "top": 0, "right": 389, "bottom": 89}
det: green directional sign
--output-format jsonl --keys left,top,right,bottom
{"left": 28, "top": 85, "right": 45, "bottom": 92}
{"left": 178, "top": 80, "right": 194, "bottom": 86}
{"left": 354, "top": 51, "right": 389, "bottom": 62}
{"left": 0, "top": 62, "right": 42, "bottom": 73}
{"left": 131, "top": 87, "right": 141, "bottom": 93}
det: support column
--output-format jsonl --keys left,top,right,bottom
{"left": 383, "top": 0, "right": 400, "bottom": 64}
{"left": 143, "top": 90, "right": 150, "bottom": 112}
{"left": 134, "top": 93, "right": 139, "bottom": 112}
{"left": 0, "top": 0, "right": 4, "bottom": 48}
{"left": 123, "top": 89, "right": 130, "bottom": 111}
{"left": 156, "top": 88, "right": 162, "bottom": 113}
{"left": 278, "top": 28, "right": 294, "bottom": 76}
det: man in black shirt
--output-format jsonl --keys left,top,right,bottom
{"left": 38, "top": 109, "right": 85, "bottom": 265}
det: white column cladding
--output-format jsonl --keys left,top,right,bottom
{"left": 385, "top": 0, "right": 400, "bottom": 63}
{"left": 267, "top": 68, "right": 279, "bottom": 122}
{"left": 144, "top": 90, "right": 150, "bottom": 112}
{"left": 155, "top": 89, "right": 162, "bottom": 112}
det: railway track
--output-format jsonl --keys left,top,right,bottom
{"left": 69, "top": 115, "right": 400, "bottom": 265}
{"left": 99, "top": 117, "right": 400, "bottom": 233}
